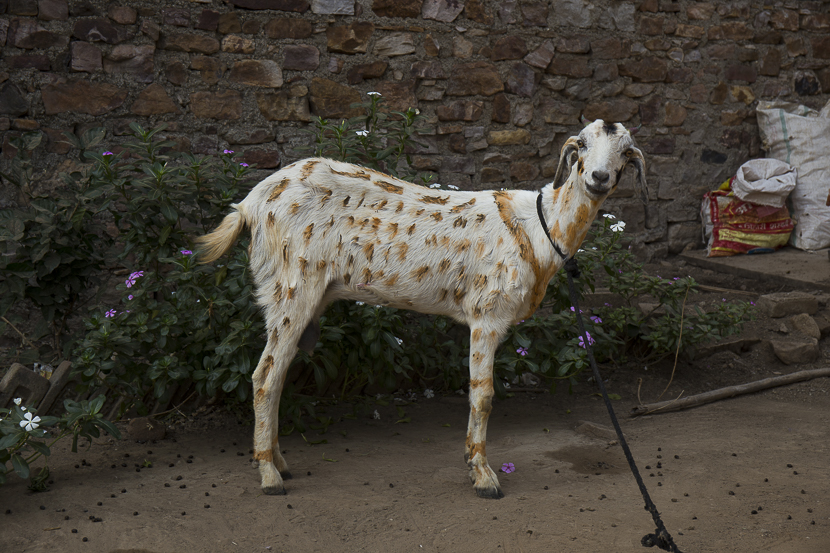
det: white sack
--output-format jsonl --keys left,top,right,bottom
{"left": 732, "top": 159, "right": 797, "bottom": 208}
{"left": 756, "top": 101, "right": 830, "bottom": 250}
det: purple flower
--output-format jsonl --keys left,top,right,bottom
{"left": 500, "top": 462, "right": 515, "bottom": 474}
{"left": 239, "top": 162, "right": 249, "bottom": 167}
{"left": 223, "top": 149, "right": 234, "bottom": 154}
{"left": 604, "top": 302, "right": 612, "bottom": 307}
{"left": 128, "top": 295, "right": 133, "bottom": 300}
{"left": 569, "top": 307, "right": 583, "bottom": 313}
{"left": 578, "top": 332, "right": 595, "bottom": 348}
{"left": 125, "top": 270, "right": 144, "bottom": 288}
{"left": 102, "top": 151, "right": 113, "bottom": 156}
{"left": 105, "top": 309, "right": 116, "bottom": 318}
{"left": 516, "top": 347, "right": 528, "bottom": 356}
{"left": 590, "top": 316, "right": 602, "bottom": 324}
{"left": 180, "top": 249, "right": 192, "bottom": 255}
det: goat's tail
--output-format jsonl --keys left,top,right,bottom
{"left": 196, "top": 204, "right": 247, "bottom": 263}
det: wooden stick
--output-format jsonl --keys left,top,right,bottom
{"left": 630, "top": 367, "right": 830, "bottom": 417}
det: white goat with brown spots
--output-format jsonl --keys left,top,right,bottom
{"left": 198, "top": 119, "right": 647, "bottom": 499}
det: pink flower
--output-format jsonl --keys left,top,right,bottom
{"left": 102, "top": 151, "right": 113, "bottom": 156}
{"left": 578, "top": 332, "right": 595, "bottom": 348}
{"left": 223, "top": 149, "right": 234, "bottom": 154}
{"left": 125, "top": 270, "right": 144, "bottom": 288}
{"left": 105, "top": 309, "right": 116, "bottom": 318}
{"left": 516, "top": 347, "right": 528, "bottom": 356}
{"left": 180, "top": 249, "right": 192, "bottom": 255}
{"left": 500, "top": 462, "right": 515, "bottom": 474}
{"left": 590, "top": 316, "right": 602, "bottom": 324}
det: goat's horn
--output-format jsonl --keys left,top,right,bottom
{"left": 629, "top": 123, "right": 642, "bottom": 135}
{"left": 580, "top": 114, "right": 591, "bottom": 127}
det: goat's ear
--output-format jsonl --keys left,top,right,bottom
{"left": 629, "top": 146, "right": 648, "bottom": 204}
{"left": 553, "top": 137, "right": 579, "bottom": 189}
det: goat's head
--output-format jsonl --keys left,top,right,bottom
{"left": 552, "top": 119, "right": 648, "bottom": 203}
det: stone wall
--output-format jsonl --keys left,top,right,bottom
{"left": 2, "top": 0, "right": 830, "bottom": 258}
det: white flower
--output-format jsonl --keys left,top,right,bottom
{"left": 447, "top": 184, "right": 459, "bottom": 190}
{"left": 13, "top": 398, "right": 22, "bottom": 406}
{"left": 423, "top": 389, "right": 434, "bottom": 399}
{"left": 355, "top": 130, "right": 369, "bottom": 137}
{"left": 610, "top": 221, "right": 626, "bottom": 233}
{"left": 355, "top": 301, "right": 365, "bottom": 306}
{"left": 503, "top": 382, "right": 511, "bottom": 389}
{"left": 578, "top": 249, "right": 585, "bottom": 253}
{"left": 394, "top": 337, "right": 403, "bottom": 346}
{"left": 20, "top": 412, "right": 41, "bottom": 431}
{"left": 367, "top": 91, "right": 381, "bottom": 96}
{"left": 603, "top": 213, "right": 616, "bottom": 219}
{"left": 429, "top": 183, "right": 441, "bottom": 189}
{"left": 373, "top": 410, "right": 381, "bottom": 420}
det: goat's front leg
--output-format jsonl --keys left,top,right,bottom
{"left": 465, "top": 326, "right": 505, "bottom": 499}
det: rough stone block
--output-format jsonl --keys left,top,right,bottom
{"left": 790, "top": 314, "right": 821, "bottom": 340}
{"left": 770, "top": 338, "right": 819, "bottom": 365}
{"left": 0, "top": 363, "right": 51, "bottom": 409}
{"left": 36, "top": 360, "right": 73, "bottom": 415}
{"left": 758, "top": 292, "right": 818, "bottom": 318}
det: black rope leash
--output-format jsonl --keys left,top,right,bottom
{"left": 564, "top": 257, "right": 682, "bottom": 553}
{"left": 536, "top": 192, "right": 681, "bottom": 552}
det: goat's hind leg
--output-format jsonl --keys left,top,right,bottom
{"left": 251, "top": 339, "right": 291, "bottom": 495}
{"left": 465, "top": 326, "right": 505, "bottom": 499}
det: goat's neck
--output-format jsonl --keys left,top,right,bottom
{"left": 539, "top": 178, "right": 602, "bottom": 259}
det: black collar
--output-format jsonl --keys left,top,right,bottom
{"left": 536, "top": 192, "right": 569, "bottom": 261}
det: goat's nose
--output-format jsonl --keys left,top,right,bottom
{"left": 592, "top": 170, "right": 610, "bottom": 184}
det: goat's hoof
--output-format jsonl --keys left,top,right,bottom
{"left": 280, "top": 471, "right": 293, "bottom": 480}
{"left": 475, "top": 486, "right": 505, "bottom": 499}
{"left": 262, "top": 485, "right": 287, "bottom": 496}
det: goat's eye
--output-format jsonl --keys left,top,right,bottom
{"left": 577, "top": 140, "right": 585, "bottom": 149}
{"left": 624, "top": 150, "right": 633, "bottom": 157}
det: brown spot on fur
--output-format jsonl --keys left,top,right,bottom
{"left": 472, "top": 274, "right": 487, "bottom": 289}
{"left": 282, "top": 243, "right": 290, "bottom": 263}
{"left": 374, "top": 180, "right": 404, "bottom": 194}
{"left": 440, "top": 235, "right": 450, "bottom": 247}
{"left": 438, "top": 288, "right": 449, "bottom": 302}
{"left": 344, "top": 273, "right": 351, "bottom": 285}
{"left": 470, "top": 376, "right": 492, "bottom": 388}
{"left": 472, "top": 329, "right": 483, "bottom": 342}
{"left": 453, "top": 287, "right": 466, "bottom": 304}
{"left": 361, "top": 268, "right": 373, "bottom": 283}
{"left": 493, "top": 190, "right": 556, "bottom": 319}
{"left": 438, "top": 258, "right": 451, "bottom": 273}
{"left": 303, "top": 223, "right": 314, "bottom": 243}
{"left": 253, "top": 449, "right": 273, "bottom": 463}
{"left": 376, "top": 199, "right": 388, "bottom": 210}
{"left": 287, "top": 287, "right": 296, "bottom": 300}
{"left": 406, "top": 223, "right": 416, "bottom": 235}
{"left": 396, "top": 242, "right": 409, "bottom": 261}
{"left": 430, "top": 212, "right": 443, "bottom": 222}
{"left": 317, "top": 259, "right": 327, "bottom": 271}
{"left": 453, "top": 216, "right": 467, "bottom": 228}
{"left": 347, "top": 215, "right": 355, "bottom": 226}
{"left": 356, "top": 194, "right": 366, "bottom": 208}
{"left": 456, "top": 239, "right": 471, "bottom": 253}
{"left": 395, "top": 201, "right": 404, "bottom": 213}
{"left": 385, "top": 273, "right": 399, "bottom": 287}
{"left": 282, "top": 317, "right": 291, "bottom": 327}
{"left": 300, "top": 160, "right": 320, "bottom": 179}
{"left": 271, "top": 328, "right": 279, "bottom": 343}
{"left": 331, "top": 167, "right": 371, "bottom": 180}
{"left": 319, "top": 188, "right": 333, "bottom": 204}
{"left": 425, "top": 234, "right": 437, "bottom": 247}
{"left": 577, "top": 157, "right": 584, "bottom": 175}
{"left": 298, "top": 257, "right": 308, "bottom": 275}
{"left": 413, "top": 265, "right": 430, "bottom": 282}
{"left": 371, "top": 217, "right": 381, "bottom": 231}
{"left": 262, "top": 355, "right": 274, "bottom": 380}
{"left": 415, "top": 208, "right": 425, "bottom": 216}
{"left": 343, "top": 195, "right": 350, "bottom": 207}
{"left": 290, "top": 202, "right": 300, "bottom": 215}
{"left": 267, "top": 212, "right": 276, "bottom": 227}
{"left": 273, "top": 283, "right": 283, "bottom": 303}
{"left": 450, "top": 198, "right": 476, "bottom": 213}
{"left": 267, "top": 178, "right": 290, "bottom": 202}
{"left": 420, "top": 195, "right": 449, "bottom": 205}
{"left": 470, "top": 354, "right": 485, "bottom": 367}
{"left": 475, "top": 213, "right": 486, "bottom": 224}
{"left": 474, "top": 239, "right": 486, "bottom": 258}
{"left": 469, "top": 441, "right": 486, "bottom": 461}
{"left": 363, "top": 242, "right": 375, "bottom": 262}
{"left": 387, "top": 222, "right": 399, "bottom": 239}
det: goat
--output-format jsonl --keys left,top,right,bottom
{"left": 197, "top": 119, "right": 647, "bottom": 499}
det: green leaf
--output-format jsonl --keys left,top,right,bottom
{"left": 28, "top": 441, "right": 51, "bottom": 457}
{"left": 11, "top": 453, "right": 29, "bottom": 479}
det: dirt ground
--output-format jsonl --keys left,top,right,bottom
{"left": 2, "top": 259, "right": 830, "bottom": 553}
